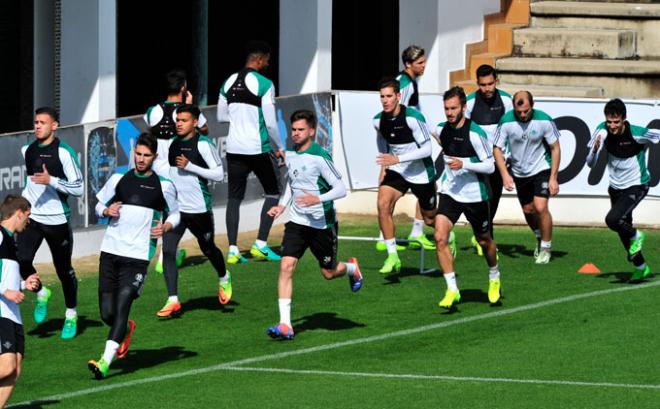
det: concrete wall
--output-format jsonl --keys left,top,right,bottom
{"left": 400, "top": 0, "right": 500, "bottom": 93}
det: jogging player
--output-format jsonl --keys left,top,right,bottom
{"left": 493, "top": 91, "right": 561, "bottom": 264}
{"left": 586, "top": 98, "right": 659, "bottom": 282}
{"left": 435, "top": 87, "right": 501, "bottom": 309}
{"left": 144, "top": 69, "right": 209, "bottom": 272}
{"left": 465, "top": 64, "right": 513, "bottom": 255}
{"left": 17, "top": 107, "right": 84, "bottom": 339}
{"left": 266, "top": 110, "right": 362, "bottom": 340}
{"left": 88, "top": 133, "right": 180, "bottom": 379}
{"left": 156, "top": 105, "right": 231, "bottom": 318}
{"left": 0, "top": 195, "right": 40, "bottom": 408}
{"left": 374, "top": 77, "right": 437, "bottom": 275}
{"left": 217, "top": 41, "right": 283, "bottom": 264}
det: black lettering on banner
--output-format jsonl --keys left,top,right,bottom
{"left": 554, "top": 116, "right": 591, "bottom": 185}
{"left": 646, "top": 119, "right": 660, "bottom": 187}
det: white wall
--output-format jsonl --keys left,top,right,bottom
{"left": 400, "top": 0, "right": 500, "bottom": 93}
{"left": 279, "top": 0, "right": 332, "bottom": 96}
{"left": 60, "top": 0, "right": 116, "bottom": 126}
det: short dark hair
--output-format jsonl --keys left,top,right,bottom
{"left": 135, "top": 132, "right": 158, "bottom": 155}
{"left": 476, "top": 64, "right": 497, "bottom": 80}
{"left": 1, "top": 194, "right": 30, "bottom": 221}
{"left": 443, "top": 86, "right": 467, "bottom": 105}
{"left": 166, "top": 69, "right": 187, "bottom": 95}
{"left": 513, "top": 90, "right": 534, "bottom": 107}
{"left": 378, "top": 77, "right": 400, "bottom": 93}
{"left": 245, "top": 40, "right": 271, "bottom": 61}
{"left": 176, "top": 104, "right": 200, "bottom": 120}
{"left": 604, "top": 98, "right": 627, "bottom": 119}
{"left": 290, "top": 109, "right": 317, "bottom": 129}
{"left": 35, "top": 106, "right": 59, "bottom": 122}
{"left": 401, "top": 45, "right": 425, "bottom": 65}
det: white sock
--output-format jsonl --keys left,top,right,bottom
{"left": 254, "top": 239, "right": 267, "bottom": 249}
{"left": 410, "top": 219, "right": 424, "bottom": 237}
{"left": 489, "top": 265, "right": 500, "bottom": 280}
{"left": 278, "top": 298, "right": 292, "bottom": 327}
{"left": 345, "top": 262, "right": 357, "bottom": 277}
{"left": 37, "top": 287, "right": 49, "bottom": 298}
{"left": 65, "top": 308, "right": 77, "bottom": 319}
{"left": 385, "top": 238, "right": 398, "bottom": 254}
{"left": 102, "top": 340, "right": 119, "bottom": 364}
{"left": 158, "top": 248, "right": 164, "bottom": 263}
{"left": 229, "top": 245, "right": 239, "bottom": 254}
{"left": 219, "top": 273, "right": 229, "bottom": 284}
{"left": 635, "top": 263, "right": 647, "bottom": 270}
{"left": 533, "top": 229, "right": 541, "bottom": 240}
{"left": 633, "top": 230, "right": 641, "bottom": 240}
{"left": 444, "top": 272, "right": 459, "bottom": 292}
{"left": 378, "top": 231, "right": 384, "bottom": 241}
{"left": 168, "top": 295, "right": 179, "bottom": 303}
{"left": 540, "top": 240, "right": 552, "bottom": 250}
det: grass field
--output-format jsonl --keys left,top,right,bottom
{"left": 8, "top": 220, "right": 660, "bottom": 408}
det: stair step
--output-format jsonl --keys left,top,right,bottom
{"left": 470, "top": 52, "right": 511, "bottom": 78}
{"left": 498, "top": 83, "right": 604, "bottom": 97}
{"left": 513, "top": 28, "right": 635, "bottom": 59}
{"left": 488, "top": 23, "right": 527, "bottom": 53}
{"left": 531, "top": 1, "right": 660, "bottom": 18}
{"left": 497, "top": 57, "right": 660, "bottom": 75}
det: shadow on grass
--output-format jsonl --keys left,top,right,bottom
{"left": 382, "top": 267, "right": 442, "bottom": 285}
{"left": 181, "top": 297, "right": 239, "bottom": 314}
{"left": 107, "top": 346, "right": 198, "bottom": 379}
{"left": 493, "top": 243, "right": 568, "bottom": 260}
{"left": 596, "top": 271, "right": 655, "bottom": 284}
{"left": 8, "top": 399, "right": 60, "bottom": 408}
{"left": 179, "top": 255, "right": 210, "bottom": 268}
{"left": 293, "top": 312, "right": 366, "bottom": 334}
{"left": 26, "top": 315, "right": 102, "bottom": 339}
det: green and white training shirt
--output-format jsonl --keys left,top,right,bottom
{"left": 586, "top": 121, "right": 660, "bottom": 190}
{"left": 279, "top": 142, "right": 345, "bottom": 230}
{"left": 217, "top": 68, "right": 283, "bottom": 155}
{"left": 493, "top": 110, "right": 560, "bottom": 178}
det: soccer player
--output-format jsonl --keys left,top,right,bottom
{"left": 465, "top": 64, "right": 513, "bottom": 255}
{"left": 88, "top": 133, "right": 180, "bottom": 379}
{"left": 217, "top": 41, "right": 284, "bottom": 264}
{"left": 0, "top": 195, "right": 40, "bottom": 408}
{"left": 156, "top": 105, "right": 231, "bottom": 318}
{"left": 266, "top": 110, "right": 362, "bottom": 340}
{"left": 374, "top": 78, "right": 437, "bottom": 274}
{"left": 493, "top": 91, "right": 561, "bottom": 264}
{"left": 17, "top": 107, "right": 84, "bottom": 339}
{"left": 434, "top": 87, "right": 500, "bottom": 309}
{"left": 586, "top": 98, "right": 659, "bottom": 282}
{"left": 144, "top": 69, "right": 210, "bottom": 272}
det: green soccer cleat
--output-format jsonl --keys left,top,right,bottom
{"left": 438, "top": 288, "right": 461, "bottom": 309}
{"left": 471, "top": 235, "right": 483, "bottom": 256}
{"left": 407, "top": 234, "right": 436, "bottom": 250}
{"left": 250, "top": 244, "right": 281, "bottom": 262}
{"left": 227, "top": 251, "right": 248, "bottom": 265}
{"left": 488, "top": 278, "right": 501, "bottom": 304}
{"left": 375, "top": 240, "right": 406, "bottom": 252}
{"left": 34, "top": 287, "right": 51, "bottom": 324}
{"left": 88, "top": 358, "right": 110, "bottom": 380}
{"left": 629, "top": 265, "right": 651, "bottom": 283}
{"left": 379, "top": 254, "right": 401, "bottom": 275}
{"left": 535, "top": 249, "right": 551, "bottom": 264}
{"left": 61, "top": 315, "right": 78, "bottom": 340}
{"left": 218, "top": 271, "right": 233, "bottom": 305}
{"left": 629, "top": 230, "right": 646, "bottom": 257}
{"left": 155, "top": 261, "right": 164, "bottom": 274}
{"left": 449, "top": 231, "right": 457, "bottom": 258}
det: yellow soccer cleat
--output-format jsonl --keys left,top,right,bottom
{"left": 488, "top": 278, "right": 501, "bottom": 304}
{"left": 438, "top": 288, "right": 461, "bottom": 309}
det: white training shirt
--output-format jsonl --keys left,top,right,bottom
{"left": 0, "top": 228, "right": 22, "bottom": 325}
{"left": 493, "top": 109, "right": 560, "bottom": 178}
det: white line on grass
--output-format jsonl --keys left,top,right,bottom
{"left": 225, "top": 366, "right": 660, "bottom": 390}
{"left": 11, "top": 280, "right": 660, "bottom": 407}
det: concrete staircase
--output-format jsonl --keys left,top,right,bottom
{"left": 496, "top": 0, "right": 660, "bottom": 98}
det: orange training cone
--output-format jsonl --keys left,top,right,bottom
{"left": 578, "top": 263, "right": 601, "bottom": 274}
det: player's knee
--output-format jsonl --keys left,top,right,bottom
{"left": 0, "top": 359, "right": 17, "bottom": 380}
{"left": 434, "top": 232, "right": 448, "bottom": 248}
{"left": 522, "top": 203, "right": 535, "bottom": 215}
{"left": 604, "top": 212, "right": 620, "bottom": 230}
{"left": 377, "top": 199, "right": 393, "bottom": 215}
{"left": 477, "top": 235, "right": 491, "bottom": 249}
{"left": 320, "top": 268, "right": 335, "bottom": 280}
{"left": 162, "top": 245, "right": 178, "bottom": 259}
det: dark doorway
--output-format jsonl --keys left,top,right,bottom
{"left": 331, "top": 0, "right": 398, "bottom": 91}
{"left": 0, "top": 0, "right": 33, "bottom": 133}
{"left": 117, "top": 0, "right": 279, "bottom": 118}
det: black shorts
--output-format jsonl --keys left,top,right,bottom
{"left": 281, "top": 222, "right": 338, "bottom": 269}
{"left": 98, "top": 252, "right": 149, "bottom": 296}
{"left": 380, "top": 170, "right": 437, "bottom": 211}
{"left": 436, "top": 193, "right": 491, "bottom": 237}
{"left": 513, "top": 169, "right": 550, "bottom": 206}
{"left": 16, "top": 219, "right": 73, "bottom": 278}
{"left": 0, "top": 317, "right": 24, "bottom": 355}
{"left": 227, "top": 152, "right": 280, "bottom": 200}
